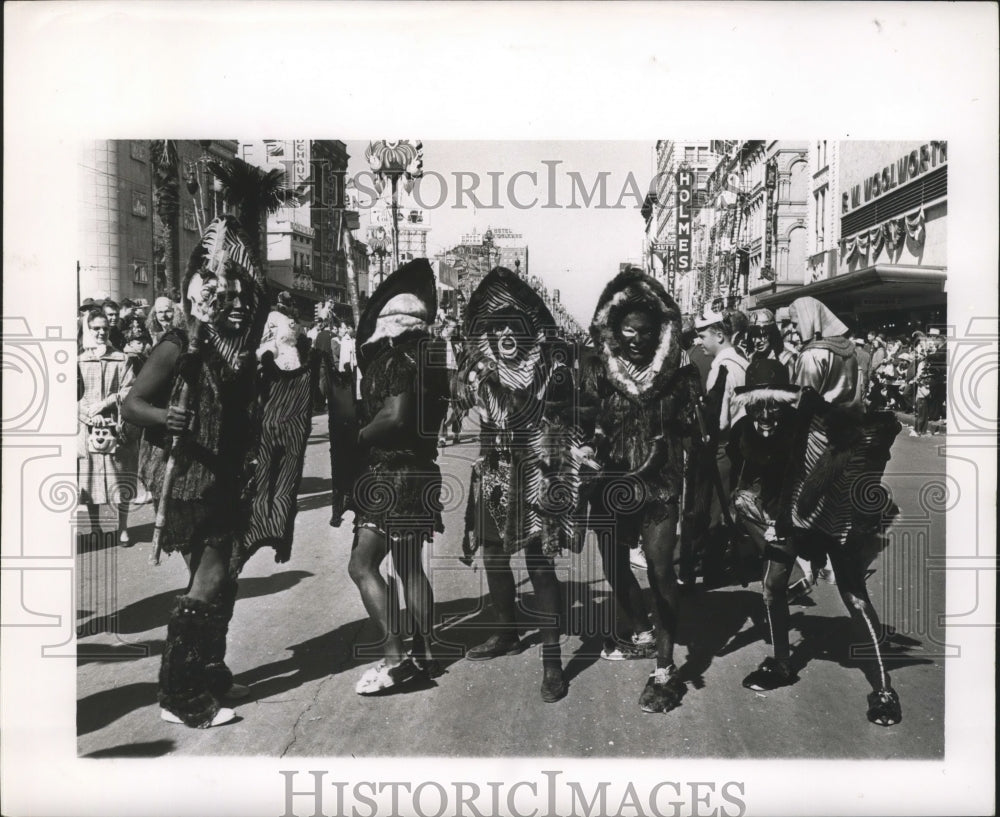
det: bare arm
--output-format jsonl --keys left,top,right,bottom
{"left": 121, "top": 340, "right": 191, "bottom": 433}
{"left": 358, "top": 392, "right": 414, "bottom": 449}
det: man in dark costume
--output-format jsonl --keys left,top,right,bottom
{"left": 727, "top": 358, "right": 903, "bottom": 726}
{"left": 123, "top": 216, "right": 267, "bottom": 728}
{"left": 581, "top": 269, "right": 706, "bottom": 713}
{"left": 458, "top": 267, "right": 585, "bottom": 703}
{"left": 348, "top": 259, "right": 451, "bottom": 694}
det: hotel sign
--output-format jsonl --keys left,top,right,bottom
{"left": 675, "top": 170, "right": 693, "bottom": 273}
{"left": 842, "top": 141, "right": 947, "bottom": 214}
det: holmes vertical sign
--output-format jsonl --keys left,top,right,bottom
{"left": 675, "top": 169, "right": 693, "bottom": 275}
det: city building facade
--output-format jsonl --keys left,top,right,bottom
{"left": 240, "top": 139, "right": 359, "bottom": 322}
{"left": 755, "top": 140, "right": 947, "bottom": 334}
{"left": 79, "top": 139, "right": 238, "bottom": 302}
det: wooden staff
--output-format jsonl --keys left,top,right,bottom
{"left": 150, "top": 338, "right": 197, "bottom": 566}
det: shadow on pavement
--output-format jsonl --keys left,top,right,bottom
{"left": 77, "top": 640, "right": 164, "bottom": 665}
{"left": 76, "top": 571, "right": 315, "bottom": 638}
{"left": 298, "top": 476, "right": 332, "bottom": 495}
{"left": 81, "top": 739, "right": 176, "bottom": 759}
{"left": 78, "top": 681, "right": 158, "bottom": 736}
{"left": 675, "top": 588, "right": 763, "bottom": 689}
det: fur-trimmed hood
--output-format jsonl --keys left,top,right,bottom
{"left": 589, "top": 269, "right": 682, "bottom": 401}
{"left": 729, "top": 386, "right": 800, "bottom": 419}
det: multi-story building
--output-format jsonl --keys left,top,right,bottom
{"left": 460, "top": 227, "right": 529, "bottom": 276}
{"left": 240, "top": 139, "right": 358, "bottom": 322}
{"left": 644, "top": 141, "right": 718, "bottom": 295}
{"left": 79, "top": 139, "right": 237, "bottom": 302}
{"left": 756, "top": 140, "right": 947, "bottom": 334}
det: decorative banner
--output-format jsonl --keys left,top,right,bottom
{"left": 675, "top": 168, "right": 693, "bottom": 275}
{"left": 868, "top": 224, "right": 885, "bottom": 257}
{"left": 905, "top": 206, "right": 926, "bottom": 242}
{"left": 885, "top": 219, "right": 903, "bottom": 252}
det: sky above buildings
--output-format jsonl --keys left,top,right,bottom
{"left": 346, "top": 140, "right": 656, "bottom": 325}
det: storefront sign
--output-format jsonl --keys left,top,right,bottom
{"left": 675, "top": 170, "right": 692, "bottom": 273}
{"left": 842, "top": 141, "right": 947, "bottom": 214}
{"left": 761, "top": 160, "right": 776, "bottom": 280}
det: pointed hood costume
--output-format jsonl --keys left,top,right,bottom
{"left": 352, "top": 258, "right": 448, "bottom": 540}
{"left": 789, "top": 296, "right": 860, "bottom": 407}
{"left": 460, "top": 268, "right": 584, "bottom": 557}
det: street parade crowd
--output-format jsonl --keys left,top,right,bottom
{"left": 76, "top": 215, "right": 949, "bottom": 732}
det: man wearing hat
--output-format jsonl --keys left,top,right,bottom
{"left": 727, "top": 358, "right": 903, "bottom": 727}
{"left": 695, "top": 306, "right": 749, "bottom": 554}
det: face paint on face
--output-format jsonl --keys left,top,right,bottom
{"left": 747, "top": 400, "right": 787, "bottom": 438}
{"left": 749, "top": 327, "right": 770, "bottom": 354}
{"left": 618, "top": 310, "right": 658, "bottom": 365}
{"left": 217, "top": 277, "right": 246, "bottom": 334}
{"left": 493, "top": 325, "right": 521, "bottom": 360}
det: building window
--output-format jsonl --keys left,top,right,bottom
{"left": 130, "top": 141, "right": 148, "bottom": 162}
{"left": 131, "top": 190, "right": 149, "bottom": 218}
{"left": 183, "top": 208, "right": 197, "bottom": 232}
{"left": 814, "top": 187, "right": 827, "bottom": 250}
{"left": 132, "top": 260, "right": 149, "bottom": 284}
{"left": 817, "top": 140, "right": 828, "bottom": 169}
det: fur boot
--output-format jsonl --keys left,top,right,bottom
{"left": 158, "top": 596, "right": 221, "bottom": 728}
{"left": 204, "top": 580, "right": 238, "bottom": 697}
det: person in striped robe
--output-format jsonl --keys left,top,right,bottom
{"left": 458, "top": 267, "right": 586, "bottom": 703}
{"left": 581, "top": 269, "right": 706, "bottom": 714}
{"left": 728, "top": 357, "right": 903, "bottom": 727}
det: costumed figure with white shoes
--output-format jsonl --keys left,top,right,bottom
{"left": 349, "top": 259, "right": 451, "bottom": 695}
{"left": 458, "top": 267, "right": 587, "bottom": 703}
{"left": 727, "top": 354, "right": 903, "bottom": 726}
{"left": 123, "top": 216, "right": 267, "bottom": 728}
{"left": 581, "top": 269, "right": 706, "bottom": 713}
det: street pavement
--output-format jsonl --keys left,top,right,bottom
{"left": 76, "top": 414, "right": 947, "bottom": 759}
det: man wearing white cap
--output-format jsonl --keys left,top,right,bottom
{"left": 695, "top": 307, "right": 749, "bottom": 555}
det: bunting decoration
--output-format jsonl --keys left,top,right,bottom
{"left": 905, "top": 206, "right": 926, "bottom": 242}
{"left": 842, "top": 205, "right": 926, "bottom": 263}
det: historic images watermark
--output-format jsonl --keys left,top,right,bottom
{"left": 278, "top": 769, "right": 748, "bottom": 817}
{"left": 282, "top": 160, "right": 673, "bottom": 213}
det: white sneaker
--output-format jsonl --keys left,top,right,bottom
{"left": 908, "top": 429, "right": 919, "bottom": 437}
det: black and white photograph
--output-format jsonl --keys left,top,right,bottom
{"left": 2, "top": 4, "right": 997, "bottom": 817}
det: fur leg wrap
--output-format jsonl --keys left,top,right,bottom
{"left": 158, "top": 596, "right": 221, "bottom": 728}
{"left": 204, "top": 580, "right": 238, "bottom": 697}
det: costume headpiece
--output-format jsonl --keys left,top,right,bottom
{"left": 730, "top": 357, "right": 801, "bottom": 417}
{"left": 356, "top": 257, "right": 436, "bottom": 364}
{"left": 590, "top": 268, "right": 682, "bottom": 399}
{"left": 181, "top": 215, "right": 266, "bottom": 369}
{"left": 789, "top": 296, "right": 848, "bottom": 343}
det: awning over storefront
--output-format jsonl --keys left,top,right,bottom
{"left": 754, "top": 264, "right": 946, "bottom": 315}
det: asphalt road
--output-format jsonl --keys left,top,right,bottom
{"left": 76, "top": 414, "right": 946, "bottom": 759}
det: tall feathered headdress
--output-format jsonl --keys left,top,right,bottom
{"left": 182, "top": 214, "right": 267, "bottom": 370}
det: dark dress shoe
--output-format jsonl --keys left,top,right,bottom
{"left": 741, "top": 657, "right": 798, "bottom": 691}
{"left": 540, "top": 666, "right": 567, "bottom": 702}
{"left": 465, "top": 634, "right": 523, "bottom": 661}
